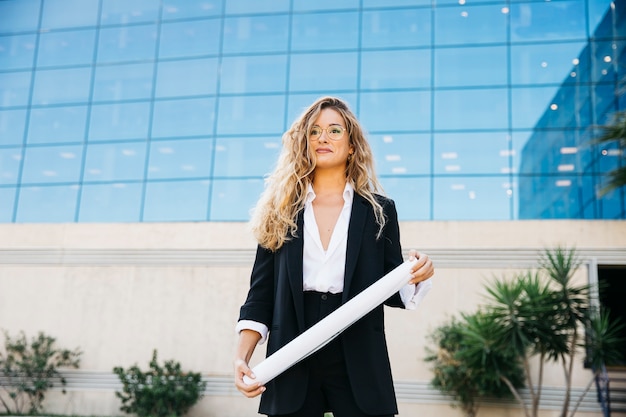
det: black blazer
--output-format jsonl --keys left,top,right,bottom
{"left": 239, "top": 193, "right": 406, "bottom": 415}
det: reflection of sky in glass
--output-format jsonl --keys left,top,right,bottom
{"left": 0, "top": 187, "right": 15, "bottom": 221}
{"left": 16, "top": 185, "right": 79, "bottom": 222}
{"left": 0, "top": 0, "right": 622, "bottom": 222}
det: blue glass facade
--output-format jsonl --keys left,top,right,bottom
{"left": 0, "top": 0, "right": 624, "bottom": 222}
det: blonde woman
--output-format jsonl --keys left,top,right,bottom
{"left": 234, "top": 96, "right": 434, "bottom": 417}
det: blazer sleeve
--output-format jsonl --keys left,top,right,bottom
{"left": 381, "top": 197, "right": 407, "bottom": 309}
{"left": 238, "top": 244, "right": 275, "bottom": 328}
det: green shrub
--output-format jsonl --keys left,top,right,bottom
{"left": 0, "top": 330, "right": 81, "bottom": 414}
{"left": 113, "top": 350, "right": 207, "bottom": 417}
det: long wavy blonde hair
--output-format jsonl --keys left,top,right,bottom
{"left": 250, "top": 96, "right": 386, "bottom": 251}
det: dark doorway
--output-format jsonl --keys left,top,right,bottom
{"left": 598, "top": 265, "right": 626, "bottom": 366}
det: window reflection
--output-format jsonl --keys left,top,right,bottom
{"left": 291, "top": 12, "right": 359, "bottom": 51}
{"left": 152, "top": 98, "right": 215, "bottom": 138}
{"left": 93, "top": 63, "right": 154, "bottom": 102}
{"left": 16, "top": 184, "right": 79, "bottom": 222}
{"left": 435, "top": 46, "right": 506, "bottom": 87}
{"left": 143, "top": 180, "right": 209, "bottom": 221}
{"left": 511, "top": 86, "right": 589, "bottom": 129}
{"left": 361, "top": 9, "right": 431, "bottom": 48}
{"left": 21, "top": 145, "right": 83, "bottom": 184}
{"left": 32, "top": 67, "right": 92, "bottom": 105}
{"left": 89, "top": 102, "right": 150, "bottom": 141}
{"left": 360, "top": 91, "right": 430, "bottom": 132}
{"left": 162, "top": 0, "right": 223, "bottom": 20}
{"left": 289, "top": 52, "right": 357, "bottom": 92}
{"left": 159, "top": 19, "right": 221, "bottom": 59}
{"left": 0, "top": 0, "right": 40, "bottom": 34}
{"left": 28, "top": 106, "right": 87, "bottom": 144}
{"left": 434, "top": 132, "right": 511, "bottom": 175}
{"left": 0, "top": 71, "right": 32, "bottom": 108}
{"left": 97, "top": 25, "right": 158, "bottom": 64}
{"left": 517, "top": 174, "right": 587, "bottom": 219}
{"left": 37, "top": 29, "right": 96, "bottom": 68}
{"left": 217, "top": 95, "right": 285, "bottom": 135}
{"left": 293, "top": 0, "right": 358, "bottom": 11}
{"left": 148, "top": 138, "right": 212, "bottom": 179}
{"left": 435, "top": 89, "right": 508, "bottom": 130}
{"left": 210, "top": 178, "right": 264, "bottom": 221}
{"left": 0, "top": 148, "right": 21, "bottom": 185}
{"left": 41, "top": 0, "right": 99, "bottom": 30}
{"left": 79, "top": 182, "right": 142, "bottom": 222}
{"left": 0, "top": 187, "right": 15, "bottom": 221}
{"left": 510, "top": 1, "right": 586, "bottom": 43}
{"left": 434, "top": 176, "right": 512, "bottom": 220}
{"left": 1, "top": 109, "right": 27, "bottom": 145}
{"left": 379, "top": 177, "right": 430, "bottom": 220}
{"left": 361, "top": 50, "right": 430, "bottom": 89}
{"left": 0, "top": 34, "right": 36, "bottom": 71}
{"left": 222, "top": 15, "right": 289, "bottom": 54}
{"left": 83, "top": 142, "right": 147, "bottom": 181}
{"left": 100, "top": 0, "right": 160, "bottom": 25}
{"left": 155, "top": 58, "right": 218, "bottom": 97}
{"left": 514, "top": 129, "right": 585, "bottom": 175}
{"left": 213, "top": 136, "right": 280, "bottom": 177}
{"left": 369, "top": 133, "right": 430, "bottom": 176}
{"left": 225, "top": 0, "right": 289, "bottom": 14}
{"left": 435, "top": 4, "right": 507, "bottom": 45}
{"left": 511, "top": 42, "right": 588, "bottom": 85}
{"left": 221, "top": 55, "right": 287, "bottom": 94}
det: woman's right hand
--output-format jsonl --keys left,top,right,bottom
{"left": 234, "top": 358, "right": 266, "bottom": 398}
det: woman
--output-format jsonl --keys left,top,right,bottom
{"left": 234, "top": 96, "right": 434, "bottom": 417}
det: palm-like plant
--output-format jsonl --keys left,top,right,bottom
{"left": 594, "top": 110, "right": 626, "bottom": 197}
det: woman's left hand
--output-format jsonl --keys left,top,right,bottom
{"left": 407, "top": 250, "right": 434, "bottom": 285}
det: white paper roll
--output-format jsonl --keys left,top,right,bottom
{"left": 244, "top": 259, "right": 428, "bottom": 385}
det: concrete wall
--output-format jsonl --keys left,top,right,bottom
{"left": 1, "top": 220, "right": 625, "bottom": 417}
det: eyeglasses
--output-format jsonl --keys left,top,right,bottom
{"left": 308, "top": 125, "right": 346, "bottom": 141}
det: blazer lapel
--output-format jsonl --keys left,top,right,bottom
{"left": 343, "top": 193, "right": 368, "bottom": 303}
{"left": 286, "top": 211, "right": 306, "bottom": 332}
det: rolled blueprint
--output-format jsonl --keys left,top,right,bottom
{"left": 243, "top": 259, "right": 431, "bottom": 385}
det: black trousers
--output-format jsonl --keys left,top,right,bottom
{"left": 269, "top": 291, "right": 394, "bottom": 417}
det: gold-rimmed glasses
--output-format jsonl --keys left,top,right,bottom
{"left": 308, "top": 125, "right": 346, "bottom": 141}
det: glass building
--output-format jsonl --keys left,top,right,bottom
{"left": 0, "top": 0, "right": 624, "bottom": 223}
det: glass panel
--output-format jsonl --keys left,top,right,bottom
{"left": 361, "top": 49, "right": 431, "bottom": 89}
{"left": 97, "top": 25, "right": 158, "bottom": 64}
{"left": 79, "top": 182, "right": 142, "bottom": 222}
{"left": 147, "top": 138, "right": 212, "bottom": 179}
{"left": 511, "top": 86, "right": 589, "bottom": 129}
{"left": 369, "top": 133, "right": 430, "bottom": 176}
{"left": 289, "top": 52, "right": 357, "bottom": 92}
{"left": 92, "top": 62, "right": 154, "bottom": 102}
{"left": 598, "top": 186, "right": 624, "bottom": 219}
{"left": 435, "top": 4, "right": 507, "bottom": 46}
{"left": 224, "top": 0, "right": 289, "bottom": 14}
{"left": 221, "top": 55, "right": 287, "bottom": 94}
{"left": 213, "top": 136, "right": 281, "bottom": 177}
{"left": 0, "top": 148, "right": 21, "bottom": 185}
{"left": 0, "top": 71, "right": 32, "bottom": 108}
{"left": 100, "top": 0, "right": 160, "bottom": 25}
{"left": 21, "top": 145, "right": 83, "bottom": 184}
{"left": 591, "top": 41, "right": 623, "bottom": 83}
{"left": 0, "top": 34, "right": 36, "bottom": 71}
{"left": 434, "top": 176, "right": 512, "bottom": 220}
{"left": 517, "top": 174, "right": 585, "bottom": 219}
{"left": 510, "top": 1, "right": 586, "bottom": 43}
{"left": 434, "top": 89, "right": 508, "bottom": 130}
{"left": 41, "top": 0, "right": 100, "bottom": 29}
{"left": 89, "top": 102, "right": 150, "bottom": 141}
{"left": 152, "top": 98, "right": 215, "bottom": 138}
{"left": 363, "top": 0, "right": 430, "bottom": 6}
{"left": 514, "top": 129, "right": 586, "bottom": 175}
{"left": 143, "top": 180, "right": 209, "bottom": 221}
{"left": 286, "top": 93, "right": 357, "bottom": 130}
{"left": 155, "top": 58, "right": 218, "bottom": 97}
{"left": 162, "top": 0, "right": 223, "bottom": 20}
{"left": 1, "top": 109, "right": 27, "bottom": 145}
{"left": 0, "top": 187, "right": 15, "bottom": 221}
{"left": 15, "top": 184, "right": 79, "bottom": 222}
{"left": 83, "top": 142, "right": 147, "bottom": 181}
{"left": 217, "top": 95, "right": 285, "bottom": 135}
{"left": 379, "top": 177, "right": 431, "bottom": 220}
{"left": 434, "top": 132, "right": 511, "bottom": 175}
{"left": 360, "top": 91, "right": 431, "bottom": 132}
{"left": 222, "top": 15, "right": 289, "bottom": 54}
{"left": 37, "top": 29, "right": 96, "bottom": 68}
{"left": 159, "top": 19, "right": 221, "bottom": 59}
{"left": 32, "top": 67, "right": 92, "bottom": 105}
{"left": 0, "top": 0, "right": 41, "bottom": 35}
{"left": 209, "top": 178, "right": 263, "bottom": 221}
{"left": 511, "top": 42, "right": 588, "bottom": 85}
{"left": 361, "top": 9, "right": 431, "bottom": 48}
{"left": 435, "top": 46, "right": 507, "bottom": 87}
{"left": 293, "top": 0, "right": 359, "bottom": 11}
{"left": 28, "top": 105, "right": 87, "bottom": 144}
{"left": 588, "top": 0, "right": 615, "bottom": 38}
{"left": 291, "top": 12, "right": 359, "bottom": 51}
